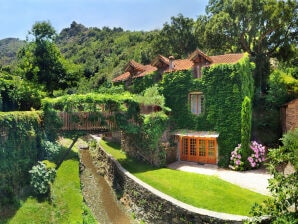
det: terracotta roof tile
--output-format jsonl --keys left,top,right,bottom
{"left": 134, "top": 65, "right": 157, "bottom": 78}
{"left": 189, "top": 49, "right": 213, "bottom": 63}
{"left": 210, "top": 53, "right": 245, "bottom": 65}
{"left": 126, "top": 60, "right": 145, "bottom": 72}
{"left": 164, "top": 59, "right": 194, "bottom": 73}
{"left": 112, "top": 72, "right": 130, "bottom": 82}
{"left": 151, "top": 55, "right": 170, "bottom": 67}
{"left": 112, "top": 51, "right": 246, "bottom": 82}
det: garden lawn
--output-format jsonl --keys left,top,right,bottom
{"left": 8, "top": 138, "right": 94, "bottom": 224}
{"left": 100, "top": 139, "right": 269, "bottom": 216}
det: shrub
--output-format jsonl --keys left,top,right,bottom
{"left": 29, "top": 160, "right": 56, "bottom": 195}
{"left": 250, "top": 128, "right": 298, "bottom": 223}
{"left": 230, "top": 144, "right": 244, "bottom": 171}
{"left": 41, "top": 140, "right": 62, "bottom": 161}
{"left": 230, "top": 141, "right": 266, "bottom": 171}
{"left": 247, "top": 141, "right": 266, "bottom": 169}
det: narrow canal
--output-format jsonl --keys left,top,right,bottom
{"left": 80, "top": 149, "right": 132, "bottom": 224}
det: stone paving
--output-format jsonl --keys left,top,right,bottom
{"left": 168, "top": 161, "right": 272, "bottom": 195}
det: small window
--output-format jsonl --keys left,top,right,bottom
{"left": 189, "top": 92, "right": 204, "bottom": 115}
{"left": 195, "top": 65, "right": 202, "bottom": 78}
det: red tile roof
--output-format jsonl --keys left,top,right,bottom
{"left": 112, "top": 51, "right": 246, "bottom": 82}
{"left": 126, "top": 60, "right": 146, "bottom": 72}
{"left": 134, "top": 65, "right": 157, "bottom": 78}
{"left": 164, "top": 59, "right": 194, "bottom": 73}
{"left": 189, "top": 49, "right": 213, "bottom": 63}
{"left": 112, "top": 72, "right": 130, "bottom": 82}
{"left": 210, "top": 53, "right": 245, "bottom": 65}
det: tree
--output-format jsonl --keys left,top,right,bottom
{"left": 18, "top": 21, "right": 80, "bottom": 96}
{"left": 153, "top": 14, "right": 197, "bottom": 58}
{"left": 200, "top": 0, "right": 298, "bottom": 92}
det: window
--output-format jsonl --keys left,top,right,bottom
{"left": 208, "top": 140, "right": 215, "bottom": 157}
{"left": 189, "top": 92, "right": 204, "bottom": 115}
{"left": 182, "top": 138, "right": 188, "bottom": 155}
{"left": 199, "top": 139, "right": 206, "bottom": 156}
{"left": 195, "top": 65, "right": 202, "bottom": 78}
{"left": 190, "top": 138, "right": 197, "bottom": 156}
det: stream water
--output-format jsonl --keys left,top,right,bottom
{"left": 80, "top": 149, "right": 132, "bottom": 224}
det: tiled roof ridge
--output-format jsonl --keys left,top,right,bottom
{"left": 189, "top": 48, "right": 213, "bottom": 63}
{"left": 128, "top": 59, "right": 146, "bottom": 71}
{"left": 158, "top": 54, "right": 170, "bottom": 65}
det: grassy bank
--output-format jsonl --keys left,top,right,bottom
{"left": 100, "top": 139, "right": 269, "bottom": 216}
{"left": 6, "top": 138, "right": 96, "bottom": 224}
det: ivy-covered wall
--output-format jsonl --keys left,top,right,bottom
{"left": 0, "top": 111, "right": 43, "bottom": 207}
{"left": 160, "top": 54, "right": 254, "bottom": 167}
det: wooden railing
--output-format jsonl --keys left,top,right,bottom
{"left": 58, "top": 111, "right": 117, "bottom": 132}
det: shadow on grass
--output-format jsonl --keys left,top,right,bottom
{"left": 0, "top": 186, "right": 50, "bottom": 224}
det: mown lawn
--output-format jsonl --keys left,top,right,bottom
{"left": 100, "top": 139, "right": 269, "bottom": 216}
{"left": 7, "top": 138, "right": 96, "bottom": 224}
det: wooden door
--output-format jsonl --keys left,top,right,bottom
{"left": 189, "top": 138, "right": 198, "bottom": 162}
{"left": 207, "top": 139, "right": 216, "bottom": 164}
{"left": 198, "top": 139, "right": 207, "bottom": 163}
{"left": 180, "top": 137, "right": 188, "bottom": 161}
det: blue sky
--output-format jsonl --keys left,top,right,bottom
{"left": 0, "top": 0, "right": 209, "bottom": 40}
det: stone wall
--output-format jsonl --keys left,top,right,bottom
{"left": 281, "top": 98, "right": 298, "bottom": 133}
{"left": 95, "top": 145, "right": 249, "bottom": 224}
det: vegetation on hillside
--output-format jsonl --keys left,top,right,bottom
{"left": 0, "top": 38, "right": 24, "bottom": 66}
{"left": 0, "top": 0, "right": 297, "bottom": 221}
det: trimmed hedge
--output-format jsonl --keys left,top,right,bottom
{"left": 0, "top": 111, "right": 43, "bottom": 207}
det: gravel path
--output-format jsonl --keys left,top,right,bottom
{"left": 168, "top": 161, "right": 272, "bottom": 195}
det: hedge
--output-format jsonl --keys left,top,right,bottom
{"left": 0, "top": 111, "right": 43, "bottom": 207}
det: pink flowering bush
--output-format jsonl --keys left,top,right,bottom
{"left": 230, "top": 141, "right": 266, "bottom": 171}
{"left": 247, "top": 141, "right": 266, "bottom": 168}
{"left": 230, "top": 144, "right": 245, "bottom": 170}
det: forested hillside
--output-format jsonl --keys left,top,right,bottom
{"left": 0, "top": 0, "right": 297, "bottom": 144}
{"left": 0, "top": 38, "right": 25, "bottom": 66}
{"left": 0, "top": 21, "right": 159, "bottom": 90}
{"left": 56, "top": 21, "right": 158, "bottom": 88}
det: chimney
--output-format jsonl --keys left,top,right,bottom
{"left": 169, "top": 56, "right": 175, "bottom": 71}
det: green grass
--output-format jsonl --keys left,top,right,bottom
{"left": 8, "top": 138, "right": 91, "bottom": 224}
{"left": 8, "top": 197, "right": 53, "bottom": 224}
{"left": 100, "top": 139, "right": 269, "bottom": 216}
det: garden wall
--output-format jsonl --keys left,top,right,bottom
{"left": 96, "top": 145, "right": 247, "bottom": 224}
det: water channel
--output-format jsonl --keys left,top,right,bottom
{"left": 80, "top": 149, "right": 132, "bottom": 224}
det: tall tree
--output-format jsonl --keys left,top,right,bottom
{"left": 18, "top": 21, "right": 80, "bottom": 96}
{"left": 200, "top": 0, "right": 298, "bottom": 92}
{"left": 153, "top": 14, "right": 197, "bottom": 58}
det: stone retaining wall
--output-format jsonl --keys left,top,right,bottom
{"left": 96, "top": 146, "right": 248, "bottom": 224}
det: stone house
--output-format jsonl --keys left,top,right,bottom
{"left": 112, "top": 49, "right": 249, "bottom": 165}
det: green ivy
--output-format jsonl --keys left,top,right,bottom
{"left": 159, "top": 54, "right": 254, "bottom": 167}
{"left": 0, "top": 111, "right": 43, "bottom": 207}
{"left": 160, "top": 70, "right": 196, "bottom": 129}
{"left": 131, "top": 72, "right": 159, "bottom": 93}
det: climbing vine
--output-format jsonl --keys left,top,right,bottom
{"left": 0, "top": 111, "right": 43, "bottom": 207}
{"left": 159, "top": 54, "right": 254, "bottom": 167}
